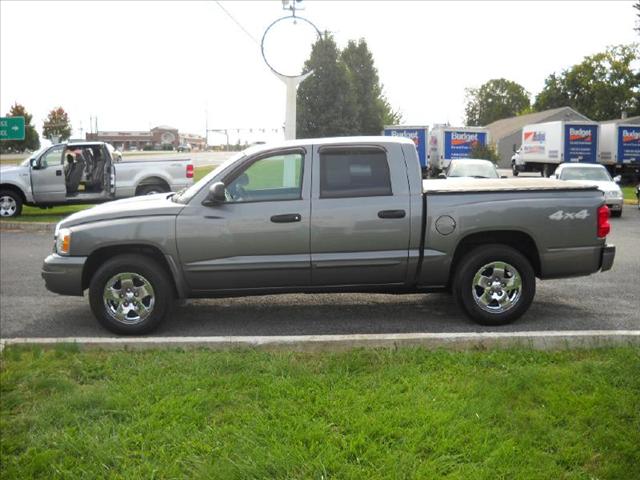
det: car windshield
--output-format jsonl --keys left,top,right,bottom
{"left": 171, "top": 151, "right": 246, "bottom": 204}
{"left": 447, "top": 162, "right": 498, "bottom": 178}
{"left": 560, "top": 167, "right": 611, "bottom": 182}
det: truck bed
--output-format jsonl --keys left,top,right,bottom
{"left": 422, "top": 178, "right": 599, "bottom": 194}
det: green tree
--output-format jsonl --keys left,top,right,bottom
{"left": 1, "top": 103, "right": 40, "bottom": 153}
{"left": 464, "top": 78, "right": 531, "bottom": 126}
{"left": 297, "top": 33, "right": 357, "bottom": 138}
{"left": 470, "top": 142, "right": 500, "bottom": 164}
{"left": 381, "top": 96, "right": 403, "bottom": 125}
{"left": 635, "top": 2, "right": 640, "bottom": 35}
{"left": 340, "top": 39, "right": 401, "bottom": 133}
{"left": 534, "top": 44, "right": 640, "bottom": 120}
{"left": 42, "top": 106, "right": 72, "bottom": 141}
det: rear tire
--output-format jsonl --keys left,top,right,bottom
{"left": 611, "top": 210, "right": 622, "bottom": 218}
{"left": 0, "top": 190, "right": 23, "bottom": 218}
{"left": 137, "top": 184, "right": 168, "bottom": 195}
{"left": 453, "top": 244, "right": 535, "bottom": 326}
{"left": 89, "top": 254, "right": 174, "bottom": 335}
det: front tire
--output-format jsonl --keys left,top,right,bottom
{"left": 453, "top": 244, "right": 535, "bottom": 326}
{"left": 89, "top": 254, "right": 174, "bottom": 335}
{"left": 0, "top": 190, "right": 23, "bottom": 218}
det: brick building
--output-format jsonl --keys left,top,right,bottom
{"left": 86, "top": 125, "right": 206, "bottom": 151}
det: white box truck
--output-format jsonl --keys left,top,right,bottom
{"left": 427, "top": 126, "right": 489, "bottom": 175}
{"left": 599, "top": 123, "right": 640, "bottom": 182}
{"left": 512, "top": 120, "right": 600, "bottom": 177}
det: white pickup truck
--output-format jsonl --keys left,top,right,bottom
{"left": 0, "top": 141, "right": 194, "bottom": 217}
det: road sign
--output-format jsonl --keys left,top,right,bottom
{"left": 0, "top": 116, "right": 26, "bottom": 141}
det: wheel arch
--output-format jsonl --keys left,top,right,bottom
{"left": 82, "top": 244, "right": 185, "bottom": 297}
{"left": 449, "top": 230, "right": 541, "bottom": 286}
{"left": 135, "top": 176, "right": 171, "bottom": 194}
{"left": 0, "top": 183, "right": 27, "bottom": 203}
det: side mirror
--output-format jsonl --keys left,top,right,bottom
{"left": 437, "top": 173, "right": 447, "bottom": 179}
{"left": 203, "top": 182, "right": 226, "bottom": 205}
{"left": 613, "top": 175, "right": 621, "bottom": 184}
{"left": 30, "top": 158, "right": 40, "bottom": 169}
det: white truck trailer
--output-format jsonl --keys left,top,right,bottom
{"left": 512, "top": 120, "right": 600, "bottom": 177}
{"left": 427, "top": 126, "right": 489, "bottom": 175}
{"left": 599, "top": 123, "right": 640, "bottom": 182}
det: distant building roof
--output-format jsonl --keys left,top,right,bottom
{"left": 152, "top": 125, "right": 178, "bottom": 131}
{"left": 600, "top": 115, "right": 640, "bottom": 125}
{"left": 484, "top": 106, "right": 591, "bottom": 141}
{"left": 95, "top": 131, "right": 152, "bottom": 137}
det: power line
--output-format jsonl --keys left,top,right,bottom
{"left": 214, "top": 1, "right": 259, "bottom": 45}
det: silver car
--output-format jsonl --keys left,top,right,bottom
{"left": 442, "top": 159, "right": 502, "bottom": 179}
{"left": 553, "top": 163, "right": 624, "bottom": 217}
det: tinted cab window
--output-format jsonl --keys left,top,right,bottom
{"left": 320, "top": 148, "right": 392, "bottom": 198}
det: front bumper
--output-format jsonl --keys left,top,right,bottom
{"left": 606, "top": 199, "right": 623, "bottom": 212}
{"left": 600, "top": 244, "right": 615, "bottom": 272}
{"left": 41, "top": 254, "right": 87, "bottom": 296}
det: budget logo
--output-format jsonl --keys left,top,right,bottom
{"left": 391, "top": 130, "right": 420, "bottom": 146}
{"left": 524, "top": 131, "right": 545, "bottom": 143}
{"left": 569, "top": 128, "right": 592, "bottom": 142}
{"left": 622, "top": 129, "right": 640, "bottom": 144}
{"left": 451, "top": 132, "right": 479, "bottom": 146}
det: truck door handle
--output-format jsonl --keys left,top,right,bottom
{"left": 270, "top": 213, "right": 302, "bottom": 223}
{"left": 378, "top": 209, "right": 406, "bottom": 219}
{"left": 56, "top": 169, "right": 62, "bottom": 176}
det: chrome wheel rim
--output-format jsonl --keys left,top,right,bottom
{"left": 472, "top": 261, "right": 522, "bottom": 314}
{"left": 0, "top": 195, "right": 17, "bottom": 217}
{"left": 103, "top": 272, "right": 155, "bottom": 325}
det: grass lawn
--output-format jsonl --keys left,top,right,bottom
{"left": 622, "top": 185, "right": 637, "bottom": 202}
{"left": 1, "top": 346, "right": 639, "bottom": 479}
{"left": 0, "top": 166, "right": 216, "bottom": 224}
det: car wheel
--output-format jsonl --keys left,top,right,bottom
{"left": 89, "top": 254, "right": 174, "bottom": 335}
{"left": 511, "top": 163, "right": 519, "bottom": 176}
{"left": 0, "top": 190, "right": 23, "bottom": 218}
{"left": 454, "top": 244, "right": 535, "bottom": 326}
{"left": 137, "top": 184, "right": 168, "bottom": 195}
{"left": 611, "top": 210, "right": 622, "bottom": 218}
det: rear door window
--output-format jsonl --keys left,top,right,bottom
{"left": 319, "top": 147, "right": 392, "bottom": 198}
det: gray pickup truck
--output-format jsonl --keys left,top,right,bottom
{"left": 41, "top": 137, "right": 615, "bottom": 334}
{"left": 0, "top": 141, "right": 194, "bottom": 217}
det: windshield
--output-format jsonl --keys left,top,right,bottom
{"left": 172, "top": 152, "right": 246, "bottom": 203}
{"left": 447, "top": 162, "right": 498, "bottom": 178}
{"left": 560, "top": 167, "right": 611, "bottom": 182}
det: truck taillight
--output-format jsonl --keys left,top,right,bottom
{"left": 186, "top": 164, "right": 194, "bottom": 178}
{"left": 597, "top": 205, "right": 610, "bottom": 238}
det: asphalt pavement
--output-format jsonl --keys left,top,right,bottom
{"left": 1, "top": 213, "right": 638, "bottom": 338}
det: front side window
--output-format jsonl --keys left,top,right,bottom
{"left": 40, "top": 146, "right": 64, "bottom": 168}
{"left": 225, "top": 152, "right": 303, "bottom": 203}
{"left": 320, "top": 148, "right": 392, "bottom": 198}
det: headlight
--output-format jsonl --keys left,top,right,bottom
{"left": 56, "top": 228, "right": 71, "bottom": 255}
{"left": 606, "top": 190, "right": 622, "bottom": 199}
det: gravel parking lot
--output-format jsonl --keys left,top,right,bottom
{"left": 1, "top": 211, "right": 638, "bottom": 338}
